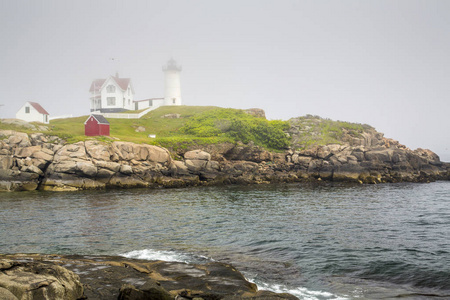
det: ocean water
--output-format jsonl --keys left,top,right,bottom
{"left": 1, "top": 181, "right": 449, "bottom": 299}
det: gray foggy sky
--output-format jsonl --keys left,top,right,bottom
{"left": 1, "top": 0, "right": 449, "bottom": 160}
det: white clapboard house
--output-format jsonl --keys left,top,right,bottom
{"left": 16, "top": 101, "right": 50, "bottom": 124}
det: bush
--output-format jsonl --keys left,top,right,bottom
{"left": 180, "top": 108, "right": 290, "bottom": 150}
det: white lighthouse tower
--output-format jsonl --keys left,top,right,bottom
{"left": 163, "top": 58, "right": 182, "bottom": 106}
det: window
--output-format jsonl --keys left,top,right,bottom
{"left": 107, "top": 97, "right": 116, "bottom": 106}
{"left": 44, "top": 115, "right": 48, "bottom": 122}
{"left": 128, "top": 99, "right": 130, "bottom": 105}
{"left": 106, "top": 85, "right": 116, "bottom": 93}
{"left": 128, "top": 87, "right": 130, "bottom": 96}
{"left": 172, "top": 98, "right": 176, "bottom": 104}
{"left": 25, "top": 107, "right": 30, "bottom": 113}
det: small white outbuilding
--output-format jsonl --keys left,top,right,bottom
{"left": 16, "top": 101, "right": 50, "bottom": 124}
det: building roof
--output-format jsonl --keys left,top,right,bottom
{"left": 89, "top": 79, "right": 106, "bottom": 93}
{"left": 29, "top": 102, "right": 49, "bottom": 115}
{"left": 89, "top": 76, "right": 131, "bottom": 93}
{"left": 85, "top": 114, "right": 110, "bottom": 125}
{"left": 112, "top": 76, "right": 131, "bottom": 91}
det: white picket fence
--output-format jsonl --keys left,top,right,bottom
{"left": 49, "top": 114, "right": 73, "bottom": 120}
{"left": 95, "top": 106, "right": 158, "bottom": 119}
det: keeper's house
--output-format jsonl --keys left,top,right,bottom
{"left": 84, "top": 114, "right": 110, "bottom": 136}
{"left": 16, "top": 101, "right": 50, "bottom": 124}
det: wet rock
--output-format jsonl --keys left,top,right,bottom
{"left": 0, "top": 258, "right": 83, "bottom": 300}
{"left": 0, "top": 254, "right": 297, "bottom": 300}
{"left": 118, "top": 282, "right": 172, "bottom": 300}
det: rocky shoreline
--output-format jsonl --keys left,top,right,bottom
{"left": 0, "top": 253, "right": 297, "bottom": 300}
{"left": 0, "top": 129, "right": 449, "bottom": 192}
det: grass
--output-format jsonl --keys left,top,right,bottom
{"left": 46, "top": 106, "right": 221, "bottom": 145}
{"left": 289, "top": 115, "right": 373, "bottom": 149}
{"left": 1, "top": 107, "right": 377, "bottom": 152}
{"left": 40, "top": 106, "right": 290, "bottom": 151}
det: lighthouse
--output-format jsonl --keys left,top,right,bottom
{"left": 163, "top": 58, "right": 182, "bottom": 106}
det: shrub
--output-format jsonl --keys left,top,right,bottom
{"left": 180, "top": 108, "right": 290, "bottom": 150}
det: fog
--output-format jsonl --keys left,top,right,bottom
{"left": 1, "top": 0, "right": 449, "bottom": 161}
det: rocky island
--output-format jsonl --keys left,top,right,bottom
{"left": 0, "top": 107, "right": 449, "bottom": 192}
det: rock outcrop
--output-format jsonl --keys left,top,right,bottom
{"left": 0, "top": 257, "right": 83, "bottom": 300}
{"left": 0, "top": 254, "right": 297, "bottom": 300}
{"left": 0, "top": 128, "right": 449, "bottom": 192}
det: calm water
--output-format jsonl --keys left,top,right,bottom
{"left": 1, "top": 182, "right": 449, "bottom": 299}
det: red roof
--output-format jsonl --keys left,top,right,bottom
{"left": 89, "top": 79, "right": 106, "bottom": 93}
{"left": 29, "top": 102, "right": 49, "bottom": 115}
{"left": 112, "top": 76, "right": 131, "bottom": 91}
{"left": 89, "top": 76, "right": 131, "bottom": 93}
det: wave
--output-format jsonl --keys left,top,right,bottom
{"left": 120, "top": 249, "right": 347, "bottom": 300}
{"left": 119, "top": 248, "right": 207, "bottom": 263}
{"left": 248, "top": 278, "right": 349, "bottom": 300}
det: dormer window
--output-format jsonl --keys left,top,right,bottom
{"left": 107, "top": 85, "right": 116, "bottom": 93}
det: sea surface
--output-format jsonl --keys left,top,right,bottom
{"left": 1, "top": 181, "right": 449, "bottom": 299}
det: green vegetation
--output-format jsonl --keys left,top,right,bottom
{"left": 1, "top": 107, "right": 377, "bottom": 152}
{"left": 0, "top": 106, "right": 290, "bottom": 151}
{"left": 180, "top": 108, "right": 290, "bottom": 149}
{"left": 289, "top": 115, "right": 373, "bottom": 149}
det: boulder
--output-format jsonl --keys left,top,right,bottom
{"left": 85, "top": 141, "right": 112, "bottom": 161}
{"left": 184, "top": 150, "right": 211, "bottom": 161}
{"left": 185, "top": 159, "right": 208, "bottom": 172}
{"left": 76, "top": 162, "right": 98, "bottom": 177}
{"left": 20, "top": 165, "right": 44, "bottom": 176}
{"left": 414, "top": 148, "right": 440, "bottom": 163}
{"left": 171, "top": 160, "right": 190, "bottom": 175}
{"left": 8, "top": 133, "right": 31, "bottom": 148}
{"left": 0, "top": 155, "right": 13, "bottom": 170}
{"left": 54, "top": 142, "right": 87, "bottom": 160}
{"left": 0, "top": 287, "right": 17, "bottom": 300}
{"left": 0, "top": 259, "right": 83, "bottom": 300}
{"left": 161, "top": 113, "right": 181, "bottom": 119}
{"left": 244, "top": 108, "right": 266, "bottom": 119}
{"left": 224, "top": 145, "right": 272, "bottom": 163}
{"left": 32, "top": 148, "right": 54, "bottom": 162}
{"left": 364, "top": 149, "right": 394, "bottom": 163}
{"left": 53, "top": 161, "right": 78, "bottom": 174}
{"left": 96, "top": 160, "right": 121, "bottom": 172}
{"left": 118, "top": 282, "right": 172, "bottom": 300}
{"left": 145, "top": 145, "right": 171, "bottom": 164}
{"left": 120, "top": 165, "right": 133, "bottom": 175}
{"left": 333, "top": 165, "right": 369, "bottom": 182}
{"left": 14, "top": 145, "right": 41, "bottom": 158}
{"left": 134, "top": 126, "right": 146, "bottom": 132}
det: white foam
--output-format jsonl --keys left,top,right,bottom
{"left": 249, "top": 278, "right": 349, "bottom": 300}
{"left": 120, "top": 249, "right": 348, "bottom": 300}
{"left": 120, "top": 249, "right": 193, "bottom": 263}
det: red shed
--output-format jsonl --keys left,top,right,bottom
{"left": 84, "top": 114, "right": 110, "bottom": 136}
